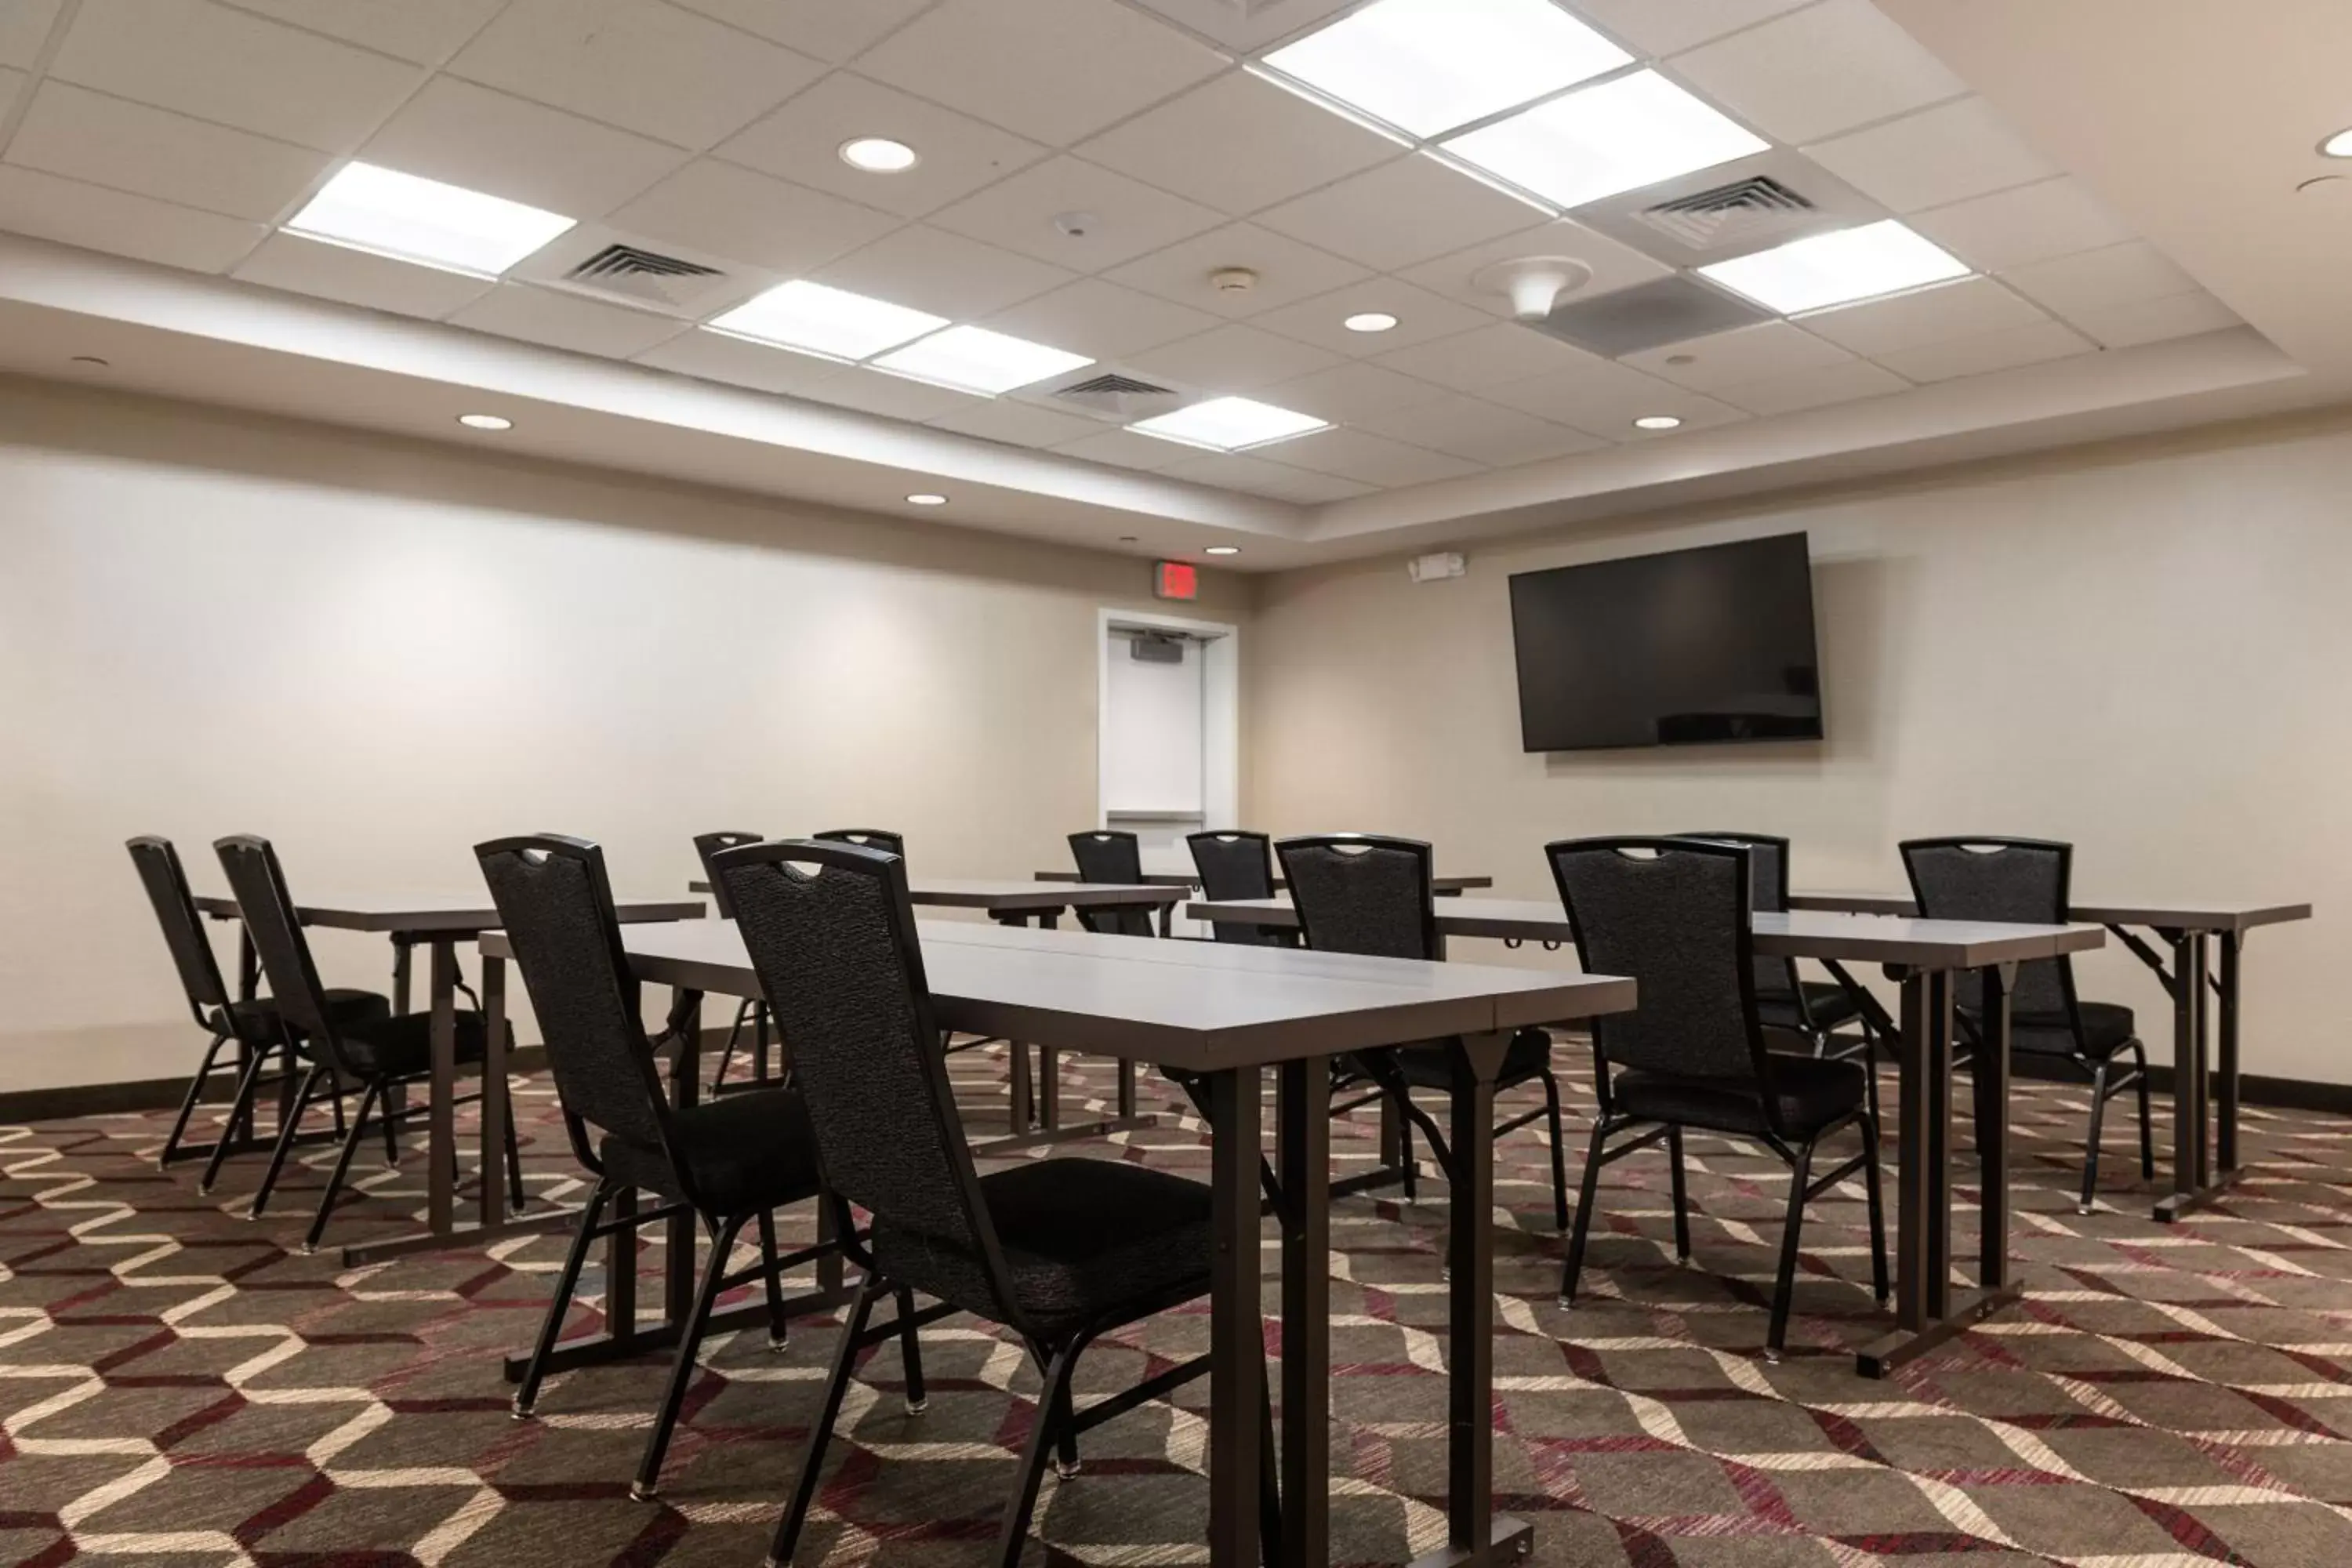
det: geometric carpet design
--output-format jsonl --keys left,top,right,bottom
{"left": 6, "top": 1042, "right": 2352, "bottom": 1566}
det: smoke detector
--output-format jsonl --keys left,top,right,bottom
{"left": 1052, "top": 210, "right": 1098, "bottom": 238}
{"left": 1472, "top": 256, "right": 1595, "bottom": 321}
{"left": 1210, "top": 267, "right": 1258, "bottom": 294}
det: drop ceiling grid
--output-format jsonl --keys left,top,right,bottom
{"left": 0, "top": 0, "right": 2248, "bottom": 507}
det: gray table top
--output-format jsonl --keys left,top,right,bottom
{"left": 191, "top": 891, "right": 705, "bottom": 934}
{"left": 1035, "top": 870, "right": 1495, "bottom": 892}
{"left": 482, "top": 916, "right": 1635, "bottom": 1073}
{"left": 688, "top": 877, "right": 1187, "bottom": 911}
{"left": 1788, "top": 890, "right": 2313, "bottom": 934}
{"left": 1187, "top": 896, "right": 2106, "bottom": 970}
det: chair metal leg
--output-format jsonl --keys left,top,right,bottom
{"left": 1860, "top": 1112, "right": 1889, "bottom": 1305}
{"left": 161, "top": 1030, "right": 234, "bottom": 1170}
{"left": 995, "top": 1341, "right": 1081, "bottom": 1568}
{"left": 503, "top": 1109, "right": 527, "bottom": 1213}
{"left": 514, "top": 1181, "right": 611, "bottom": 1418}
{"left": 766, "top": 1280, "right": 884, "bottom": 1568}
{"left": 1393, "top": 1090, "right": 1419, "bottom": 1203}
{"left": 633, "top": 1211, "right": 746, "bottom": 1501}
{"left": 712, "top": 999, "right": 753, "bottom": 1091}
{"left": 1539, "top": 1068, "right": 1572, "bottom": 1234}
{"left": 1049, "top": 1366, "right": 1079, "bottom": 1478}
{"left": 1559, "top": 1119, "right": 1610, "bottom": 1306}
{"left": 2080, "top": 1061, "right": 2111, "bottom": 1214}
{"left": 895, "top": 1287, "right": 927, "bottom": 1414}
{"left": 1766, "top": 1139, "right": 1817, "bottom": 1358}
{"left": 2131, "top": 1042, "right": 2155, "bottom": 1179}
{"left": 381, "top": 1083, "right": 401, "bottom": 1167}
{"left": 1665, "top": 1125, "right": 1693, "bottom": 1264}
{"left": 302, "top": 1079, "right": 382, "bottom": 1253}
{"left": 755, "top": 1209, "right": 790, "bottom": 1350}
{"left": 248, "top": 1065, "right": 325, "bottom": 1218}
{"left": 199, "top": 1039, "right": 276, "bottom": 1196}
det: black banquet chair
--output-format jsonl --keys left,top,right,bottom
{"left": 711, "top": 839, "right": 1277, "bottom": 1568}
{"left": 1188, "top": 829, "right": 1289, "bottom": 946}
{"left": 212, "top": 835, "right": 524, "bottom": 1250}
{"left": 479, "top": 833, "right": 837, "bottom": 1500}
{"left": 1276, "top": 833, "right": 1572, "bottom": 1230}
{"left": 1548, "top": 837, "right": 1887, "bottom": 1357}
{"left": 1067, "top": 829, "right": 1161, "bottom": 936}
{"left": 812, "top": 828, "right": 904, "bottom": 857}
{"left": 1901, "top": 836, "right": 2153, "bottom": 1214}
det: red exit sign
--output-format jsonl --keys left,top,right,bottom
{"left": 1153, "top": 560, "right": 1198, "bottom": 601}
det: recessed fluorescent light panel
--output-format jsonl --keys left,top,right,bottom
{"left": 1700, "top": 220, "right": 1970, "bottom": 314}
{"left": 706, "top": 281, "right": 948, "bottom": 361}
{"left": 285, "top": 162, "right": 574, "bottom": 276}
{"left": 1443, "top": 71, "right": 1769, "bottom": 210}
{"left": 1131, "top": 397, "right": 1327, "bottom": 452}
{"left": 1261, "top": 0, "right": 1629, "bottom": 139}
{"left": 872, "top": 325, "right": 1091, "bottom": 395}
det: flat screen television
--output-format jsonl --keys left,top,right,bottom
{"left": 1508, "top": 532, "right": 1824, "bottom": 753}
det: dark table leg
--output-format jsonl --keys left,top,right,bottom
{"left": 666, "top": 987, "right": 701, "bottom": 1324}
{"left": 1207, "top": 1065, "right": 1265, "bottom": 1568}
{"left": 426, "top": 938, "right": 459, "bottom": 1235}
{"left": 2216, "top": 932, "right": 2241, "bottom": 1175}
{"left": 1977, "top": 964, "right": 2013, "bottom": 1290}
{"left": 2155, "top": 931, "right": 2238, "bottom": 1220}
{"left": 478, "top": 953, "right": 510, "bottom": 1230}
{"left": 1277, "top": 1057, "right": 1329, "bottom": 1568}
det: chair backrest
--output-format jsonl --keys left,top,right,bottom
{"left": 211, "top": 835, "right": 342, "bottom": 1062}
{"left": 1069, "top": 829, "right": 1153, "bottom": 937}
{"left": 1900, "top": 837, "right": 2078, "bottom": 1022}
{"left": 1679, "top": 831, "right": 1799, "bottom": 1008}
{"left": 476, "top": 834, "right": 670, "bottom": 1156}
{"left": 692, "top": 830, "right": 763, "bottom": 920}
{"left": 1547, "top": 837, "right": 1773, "bottom": 1094}
{"left": 813, "top": 828, "right": 905, "bottom": 858}
{"left": 127, "top": 835, "right": 231, "bottom": 1025}
{"left": 1189, "top": 830, "right": 1277, "bottom": 945}
{"left": 1276, "top": 834, "right": 1439, "bottom": 960}
{"left": 715, "top": 839, "right": 1025, "bottom": 1329}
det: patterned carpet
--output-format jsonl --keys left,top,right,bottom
{"left": 5, "top": 1042, "right": 2352, "bottom": 1568}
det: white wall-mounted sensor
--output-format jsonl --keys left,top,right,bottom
{"left": 1408, "top": 551, "right": 1468, "bottom": 584}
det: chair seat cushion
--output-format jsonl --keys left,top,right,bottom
{"left": 1613, "top": 1054, "right": 1867, "bottom": 1139}
{"left": 335, "top": 1009, "right": 489, "bottom": 1080}
{"left": 212, "top": 987, "right": 389, "bottom": 1044}
{"left": 1757, "top": 981, "right": 1862, "bottom": 1034}
{"left": 601, "top": 1087, "right": 821, "bottom": 1216}
{"left": 1967, "top": 1000, "right": 2136, "bottom": 1058}
{"left": 1383, "top": 1027, "right": 1555, "bottom": 1091}
{"left": 873, "top": 1157, "right": 1213, "bottom": 1344}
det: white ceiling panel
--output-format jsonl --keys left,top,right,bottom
{"left": 446, "top": 0, "right": 824, "bottom": 151}
{"left": 1129, "top": 323, "right": 1343, "bottom": 392}
{"left": 231, "top": 231, "right": 497, "bottom": 318}
{"left": 1570, "top": 0, "right": 1815, "bottom": 58}
{"left": 717, "top": 72, "right": 1046, "bottom": 220}
{"left": 1400, "top": 218, "right": 1675, "bottom": 319}
{"left": 1712, "top": 358, "right": 1911, "bottom": 416}
{"left": 1874, "top": 318, "right": 2095, "bottom": 382}
{"left": 1073, "top": 72, "right": 1401, "bottom": 216}
{"left": 608, "top": 159, "right": 900, "bottom": 275}
{"left": 666, "top": 0, "right": 935, "bottom": 60}
{"left": 980, "top": 278, "right": 1221, "bottom": 361}
{"left": 814, "top": 224, "right": 1073, "bottom": 319}
{"left": 5, "top": 82, "right": 331, "bottom": 222}
{"left": 2064, "top": 290, "right": 2242, "bottom": 350}
{"left": 1670, "top": 0, "right": 1965, "bottom": 146}
{"left": 446, "top": 281, "right": 691, "bottom": 357}
{"left": 0, "top": 0, "right": 63, "bottom": 68}
{"left": 1270, "top": 427, "right": 1482, "bottom": 488}
{"left": 926, "top": 397, "right": 1106, "bottom": 448}
{"left": 1908, "top": 176, "right": 2136, "bottom": 274}
{"left": 805, "top": 364, "right": 982, "bottom": 421}
{"left": 1261, "top": 360, "right": 1448, "bottom": 423}
{"left": 633, "top": 327, "right": 855, "bottom": 397}
{"left": 1122, "top": 0, "right": 1357, "bottom": 53}
{"left": 1103, "top": 222, "right": 1370, "bottom": 318}
{"left": 928, "top": 154, "right": 1224, "bottom": 271}
{"left": 1483, "top": 354, "right": 1748, "bottom": 436}
{"left": 1254, "top": 152, "right": 1549, "bottom": 274}
{"left": 1620, "top": 321, "right": 1857, "bottom": 390}
{"left": 1246, "top": 277, "right": 1492, "bottom": 358}
{"left": 1800, "top": 275, "right": 2048, "bottom": 356}
{"left": 1159, "top": 451, "right": 1376, "bottom": 503}
{"left": 213, "top": 0, "right": 506, "bottom": 65}
{"left": 361, "top": 77, "right": 689, "bottom": 220}
{"left": 0, "top": 164, "right": 265, "bottom": 273}
{"left": 855, "top": 0, "right": 1225, "bottom": 147}
{"left": 2003, "top": 240, "right": 2201, "bottom": 318}
{"left": 49, "top": 0, "right": 423, "bottom": 154}
{"left": 1352, "top": 394, "right": 1603, "bottom": 466}
{"left": 1372, "top": 322, "right": 1599, "bottom": 391}
{"left": 1051, "top": 426, "right": 1192, "bottom": 470}
{"left": 1806, "top": 96, "right": 2062, "bottom": 213}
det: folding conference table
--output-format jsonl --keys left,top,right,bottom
{"left": 1189, "top": 895, "right": 2103, "bottom": 1377}
{"left": 1788, "top": 891, "right": 2310, "bottom": 1223}
{"left": 479, "top": 914, "right": 1635, "bottom": 1568}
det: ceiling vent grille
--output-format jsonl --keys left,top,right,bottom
{"left": 1047, "top": 371, "right": 1185, "bottom": 421}
{"left": 1637, "top": 176, "right": 1815, "bottom": 250}
{"left": 560, "top": 243, "right": 725, "bottom": 309}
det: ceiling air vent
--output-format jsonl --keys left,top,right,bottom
{"left": 1525, "top": 275, "right": 1774, "bottom": 358}
{"left": 1573, "top": 149, "right": 1885, "bottom": 264}
{"left": 1638, "top": 175, "right": 1814, "bottom": 251}
{"left": 1047, "top": 371, "right": 1185, "bottom": 422}
{"left": 561, "top": 243, "right": 725, "bottom": 309}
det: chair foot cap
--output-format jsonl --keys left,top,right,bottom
{"left": 1053, "top": 1457, "right": 1081, "bottom": 1479}
{"left": 2076, "top": 1203, "right": 2096, "bottom": 1216}
{"left": 903, "top": 1396, "right": 927, "bottom": 1415}
{"left": 1762, "top": 1347, "right": 1784, "bottom": 1365}
{"left": 1555, "top": 1295, "right": 1575, "bottom": 1310}
{"left": 768, "top": 1335, "right": 790, "bottom": 1353}
{"left": 299, "top": 1243, "right": 317, "bottom": 1256}
{"left": 630, "top": 1483, "right": 657, "bottom": 1503}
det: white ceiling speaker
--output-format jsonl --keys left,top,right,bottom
{"left": 1472, "top": 256, "right": 1595, "bottom": 321}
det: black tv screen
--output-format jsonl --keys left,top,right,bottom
{"left": 1508, "top": 533, "right": 1824, "bottom": 753}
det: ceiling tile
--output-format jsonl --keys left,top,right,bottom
{"left": 5, "top": 82, "right": 330, "bottom": 222}
{"left": 231, "top": 230, "right": 497, "bottom": 318}
{"left": 928, "top": 154, "right": 1224, "bottom": 270}
{"left": 855, "top": 0, "right": 1225, "bottom": 147}
{"left": 666, "top": 0, "right": 933, "bottom": 60}
{"left": 0, "top": 164, "right": 266, "bottom": 272}
{"left": 608, "top": 158, "right": 900, "bottom": 275}
{"left": 361, "top": 77, "right": 689, "bottom": 219}
{"left": 1262, "top": 360, "right": 1448, "bottom": 423}
{"left": 1874, "top": 318, "right": 2096, "bottom": 382}
{"left": 1121, "top": 0, "right": 1357, "bottom": 53}
{"left": 1571, "top": 0, "right": 1814, "bottom": 56}
{"left": 0, "top": 0, "right": 64, "bottom": 68}
{"left": 1800, "top": 275, "right": 2048, "bottom": 356}
{"left": 807, "top": 364, "right": 982, "bottom": 421}
{"left": 2063, "top": 290, "right": 2243, "bottom": 350}
{"left": 1713, "top": 358, "right": 1911, "bottom": 416}
{"left": 1669, "top": 0, "right": 1965, "bottom": 146}
{"left": 446, "top": 281, "right": 691, "bottom": 356}
{"left": 635, "top": 327, "right": 854, "bottom": 396}
{"left": 1806, "top": 96, "right": 2061, "bottom": 213}
{"left": 927, "top": 398, "right": 1107, "bottom": 448}
{"left": 1255, "top": 152, "right": 1549, "bottom": 274}
{"left": 979, "top": 278, "right": 1222, "bottom": 361}
{"left": 717, "top": 72, "right": 1046, "bottom": 220}
{"left": 446, "top": 0, "right": 825, "bottom": 151}
{"left": 814, "top": 223, "right": 1073, "bottom": 318}
{"left": 1908, "top": 176, "right": 2136, "bottom": 273}
{"left": 1073, "top": 72, "right": 1401, "bottom": 216}
{"left": 1103, "top": 222, "right": 1369, "bottom": 318}
{"left": 1247, "top": 277, "right": 1492, "bottom": 358}
{"left": 1619, "top": 321, "right": 1857, "bottom": 390}
{"left": 2002, "top": 240, "right": 2201, "bottom": 318}
{"left": 1270, "top": 427, "right": 1481, "bottom": 488}
{"left": 1129, "top": 323, "right": 1343, "bottom": 393}
{"left": 1352, "top": 394, "right": 1602, "bottom": 466}
{"left": 50, "top": 0, "right": 423, "bottom": 153}
{"left": 1400, "top": 218, "right": 1675, "bottom": 319}
{"left": 1482, "top": 353, "right": 1747, "bottom": 436}
{"left": 1372, "top": 322, "right": 1598, "bottom": 391}
{"left": 213, "top": 0, "right": 506, "bottom": 64}
{"left": 1160, "top": 451, "right": 1374, "bottom": 503}
{"left": 1052, "top": 426, "right": 1192, "bottom": 470}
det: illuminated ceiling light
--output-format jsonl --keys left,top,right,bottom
{"left": 840, "top": 136, "right": 919, "bottom": 172}
{"left": 1442, "top": 71, "right": 1768, "bottom": 210}
{"left": 1130, "top": 397, "right": 1329, "bottom": 452}
{"left": 1344, "top": 311, "right": 1399, "bottom": 332}
{"left": 1260, "top": 0, "right": 1629, "bottom": 139}
{"left": 1205, "top": 546, "right": 1241, "bottom": 555}
{"left": 871, "top": 325, "right": 1092, "bottom": 395}
{"left": 906, "top": 492, "right": 948, "bottom": 506}
{"left": 1698, "top": 220, "right": 1970, "bottom": 314}
{"left": 1632, "top": 415, "right": 1681, "bottom": 430}
{"left": 706, "top": 280, "right": 947, "bottom": 361}
{"left": 2322, "top": 128, "right": 2352, "bottom": 158}
{"left": 285, "top": 162, "right": 573, "bottom": 275}
{"left": 457, "top": 412, "right": 514, "bottom": 430}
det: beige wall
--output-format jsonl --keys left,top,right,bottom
{"left": 0, "top": 378, "right": 1250, "bottom": 1092}
{"left": 1247, "top": 417, "right": 2352, "bottom": 1084}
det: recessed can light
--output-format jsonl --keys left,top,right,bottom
{"left": 1632, "top": 415, "right": 1682, "bottom": 430}
{"left": 457, "top": 412, "right": 513, "bottom": 430}
{"left": 840, "top": 137, "right": 919, "bottom": 172}
{"left": 2322, "top": 128, "right": 2352, "bottom": 158}
{"left": 1205, "top": 546, "right": 1240, "bottom": 556}
{"left": 906, "top": 492, "right": 949, "bottom": 506}
{"left": 1344, "top": 311, "right": 1399, "bottom": 333}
